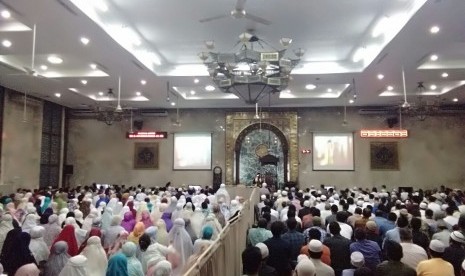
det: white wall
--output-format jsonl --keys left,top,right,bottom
{"left": 67, "top": 109, "right": 226, "bottom": 187}
{"left": 0, "top": 91, "right": 43, "bottom": 193}
{"left": 66, "top": 108, "right": 465, "bottom": 190}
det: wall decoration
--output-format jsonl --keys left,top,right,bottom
{"left": 313, "top": 132, "right": 355, "bottom": 171}
{"left": 370, "top": 142, "right": 399, "bottom": 170}
{"left": 134, "top": 142, "right": 159, "bottom": 169}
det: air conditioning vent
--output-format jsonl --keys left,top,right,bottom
{"left": 358, "top": 107, "right": 396, "bottom": 115}
{"left": 438, "top": 104, "right": 465, "bottom": 114}
{"left": 139, "top": 109, "right": 168, "bottom": 117}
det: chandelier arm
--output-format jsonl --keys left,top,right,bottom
{"left": 252, "top": 84, "right": 268, "bottom": 103}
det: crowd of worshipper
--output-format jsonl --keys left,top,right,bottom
{"left": 0, "top": 183, "right": 241, "bottom": 276}
{"left": 244, "top": 183, "right": 465, "bottom": 276}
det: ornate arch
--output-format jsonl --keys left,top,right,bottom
{"left": 225, "top": 112, "right": 298, "bottom": 185}
{"left": 234, "top": 123, "right": 289, "bottom": 184}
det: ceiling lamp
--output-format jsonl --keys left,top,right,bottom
{"left": 199, "top": 32, "right": 304, "bottom": 104}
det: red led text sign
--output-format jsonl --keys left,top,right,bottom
{"left": 360, "top": 129, "right": 408, "bottom": 138}
{"left": 126, "top": 131, "right": 168, "bottom": 139}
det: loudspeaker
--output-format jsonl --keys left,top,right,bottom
{"left": 134, "top": 120, "right": 144, "bottom": 130}
{"left": 64, "top": 165, "right": 74, "bottom": 175}
{"left": 387, "top": 117, "right": 399, "bottom": 128}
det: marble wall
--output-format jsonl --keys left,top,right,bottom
{"left": 66, "top": 108, "right": 465, "bottom": 190}
{"left": 0, "top": 90, "right": 43, "bottom": 194}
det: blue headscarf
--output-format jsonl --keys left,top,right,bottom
{"left": 41, "top": 196, "right": 52, "bottom": 214}
{"left": 106, "top": 253, "right": 129, "bottom": 276}
{"left": 202, "top": 225, "right": 214, "bottom": 240}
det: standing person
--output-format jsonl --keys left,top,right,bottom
{"left": 254, "top": 243, "right": 277, "bottom": 276}
{"left": 281, "top": 218, "right": 305, "bottom": 265}
{"left": 398, "top": 228, "right": 428, "bottom": 270}
{"left": 350, "top": 228, "right": 381, "bottom": 271}
{"left": 416, "top": 240, "right": 454, "bottom": 276}
{"left": 308, "top": 240, "right": 335, "bottom": 276}
{"left": 264, "top": 221, "right": 292, "bottom": 276}
{"left": 1, "top": 231, "right": 36, "bottom": 275}
{"left": 43, "top": 241, "right": 70, "bottom": 276}
{"left": 443, "top": 231, "right": 465, "bottom": 276}
{"left": 375, "top": 241, "right": 416, "bottom": 276}
{"left": 121, "top": 242, "right": 144, "bottom": 276}
{"left": 248, "top": 219, "right": 273, "bottom": 246}
{"left": 81, "top": 236, "right": 108, "bottom": 276}
{"left": 106, "top": 253, "right": 129, "bottom": 276}
{"left": 58, "top": 255, "right": 88, "bottom": 276}
{"left": 324, "top": 222, "right": 351, "bottom": 276}
{"left": 242, "top": 246, "right": 263, "bottom": 276}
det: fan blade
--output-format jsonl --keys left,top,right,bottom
{"left": 31, "top": 24, "right": 36, "bottom": 70}
{"left": 245, "top": 13, "right": 271, "bottom": 25}
{"left": 199, "top": 14, "right": 229, "bottom": 23}
{"left": 235, "top": 0, "right": 247, "bottom": 10}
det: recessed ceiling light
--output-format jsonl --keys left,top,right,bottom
{"left": 170, "top": 102, "right": 176, "bottom": 106}
{"left": 69, "top": 88, "right": 78, "bottom": 92}
{"left": 327, "top": 88, "right": 332, "bottom": 93}
{"left": 80, "top": 37, "right": 90, "bottom": 45}
{"left": 190, "top": 90, "right": 196, "bottom": 95}
{"left": 47, "top": 55, "right": 63, "bottom": 64}
{"left": 205, "top": 85, "right": 215, "bottom": 91}
{"left": 441, "top": 72, "right": 449, "bottom": 78}
{"left": 135, "top": 91, "right": 141, "bottom": 96}
{"left": 98, "top": 91, "right": 104, "bottom": 96}
{"left": 1, "top": 10, "right": 11, "bottom": 19}
{"left": 349, "top": 99, "right": 354, "bottom": 104}
{"left": 40, "top": 65, "right": 48, "bottom": 70}
{"left": 90, "top": 63, "right": 97, "bottom": 70}
{"left": 2, "top": 40, "right": 12, "bottom": 48}
{"left": 430, "top": 84, "right": 437, "bottom": 90}
{"left": 387, "top": 85, "right": 394, "bottom": 91}
{"left": 430, "top": 26, "right": 440, "bottom": 34}
{"left": 453, "top": 98, "right": 458, "bottom": 102}
{"left": 140, "top": 80, "right": 146, "bottom": 85}
{"left": 377, "top": 74, "right": 384, "bottom": 80}
{"left": 305, "top": 84, "right": 316, "bottom": 90}
{"left": 194, "top": 78, "right": 199, "bottom": 84}
{"left": 430, "top": 54, "right": 438, "bottom": 61}
{"left": 81, "top": 80, "right": 87, "bottom": 85}
{"left": 54, "top": 93, "right": 61, "bottom": 98}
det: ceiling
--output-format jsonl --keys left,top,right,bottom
{"left": 0, "top": 0, "right": 464, "bottom": 109}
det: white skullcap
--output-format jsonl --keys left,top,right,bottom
{"left": 429, "top": 239, "right": 446, "bottom": 253}
{"left": 350, "top": 251, "right": 365, "bottom": 268}
{"left": 419, "top": 202, "right": 427, "bottom": 209}
{"left": 273, "top": 192, "right": 278, "bottom": 197}
{"left": 262, "top": 183, "right": 267, "bottom": 187}
{"left": 255, "top": 243, "right": 269, "bottom": 259}
{"left": 282, "top": 191, "right": 288, "bottom": 196}
{"left": 450, "top": 231, "right": 465, "bottom": 244}
{"left": 303, "top": 200, "right": 310, "bottom": 207}
{"left": 260, "top": 195, "right": 266, "bottom": 200}
{"left": 285, "top": 187, "right": 289, "bottom": 191}
{"left": 295, "top": 258, "right": 316, "bottom": 276}
{"left": 356, "top": 200, "right": 364, "bottom": 207}
{"left": 220, "top": 184, "right": 225, "bottom": 188}
{"left": 308, "top": 240, "right": 322, "bottom": 253}
{"left": 441, "top": 204, "right": 448, "bottom": 211}
{"left": 328, "top": 197, "right": 334, "bottom": 203}
{"left": 320, "top": 195, "right": 327, "bottom": 201}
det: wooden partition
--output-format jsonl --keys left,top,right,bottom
{"left": 184, "top": 187, "right": 259, "bottom": 276}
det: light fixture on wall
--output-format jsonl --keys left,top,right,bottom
{"left": 199, "top": 32, "right": 304, "bottom": 104}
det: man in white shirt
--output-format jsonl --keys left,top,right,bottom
{"left": 444, "top": 207, "right": 459, "bottom": 230}
{"left": 308, "top": 240, "right": 335, "bottom": 276}
{"left": 327, "top": 212, "right": 353, "bottom": 240}
{"left": 399, "top": 228, "right": 428, "bottom": 269}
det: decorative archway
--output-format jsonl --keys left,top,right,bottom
{"left": 234, "top": 123, "right": 289, "bottom": 184}
{"left": 225, "top": 112, "right": 298, "bottom": 185}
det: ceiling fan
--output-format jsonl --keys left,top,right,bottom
{"left": 8, "top": 24, "right": 54, "bottom": 80}
{"left": 199, "top": 0, "right": 271, "bottom": 25}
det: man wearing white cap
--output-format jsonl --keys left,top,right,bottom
{"left": 308, "top": 240, "right": 335, "bottom": 276}
{"left": 416, "top": 240, "right": 454, "bottom": 276}
{"left": 443, "top": 231, "right": 465, "bottom": 276}
{"left": 294, "top": 258, "right": 316, "bottom": 276}
{"left": 259, "top": 183, "right": 270, "bottom": 197}
{"left": 254, "top": 243, "right": 277, "bottom": 276}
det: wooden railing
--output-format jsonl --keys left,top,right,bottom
{"left": 183, "top": 186, "right": 259, "bottom": 276}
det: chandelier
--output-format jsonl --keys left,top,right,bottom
{"left": 198, "top": 32, "right": 304, "bottom": 104}
{"left": 96, "top": 87, "right": 125, "bottom": 125}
